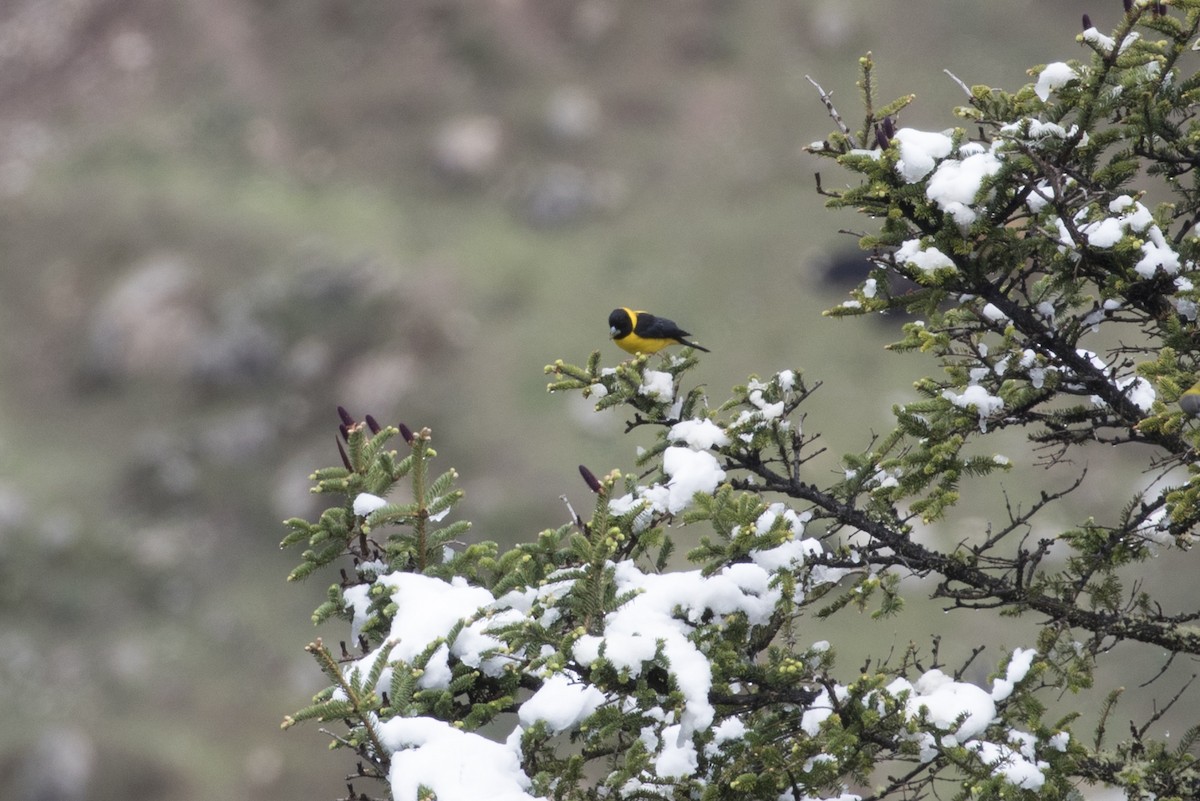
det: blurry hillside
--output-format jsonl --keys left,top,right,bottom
{"left": 0, "top": 1, "right": 1094, "bottom": 799}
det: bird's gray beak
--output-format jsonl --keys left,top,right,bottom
{"left": 609, "top": 326, "right": 618, "bottom": 337}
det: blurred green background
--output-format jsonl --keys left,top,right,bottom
{"left": 1, "top": 1, "right": 1161, "bottom": 799}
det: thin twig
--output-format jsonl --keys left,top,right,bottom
{"left": 1138, "top": 650, "right": 1178, "bottom": 689}
{"left": 944, "top": 68, "right": 972, "bottom": 98}
{"left": 806, "top": 75, "right": 852, "bottom": 136}
{"left": 1136, "top": 673, "right": 1198, "bottom": 738}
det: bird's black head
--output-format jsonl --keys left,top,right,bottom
{"left": 608, "top": 308, "right": 633, "bottom": 338}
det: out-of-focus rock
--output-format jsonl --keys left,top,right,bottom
{"left": 37, "top": 511, "right": 80, "bottom": 552}
{"left": 571, "top": 0, "right": 618, "bottom": 46}
{"left": 11, "top": 726, "right": 95, "bottom": 801}
{"left": 520, "top": 163, "right": 627, "bottom": 228}
{"left": 544, "top": 86, "right": 601, "bottom": 143}
{"left": 0, "top": 120, "right": 59, "bottom": 197}
{"left": 243, "top": 745, "right": 285, "bottom": 789}
{"left": 190, "top": 308, "right": 283, "bottom": 389}
{"left": 122, "top": 430, "right": 200, "bottom": 510}
{"left": 0, "top": 481, "right": 30, "bottom": 541}
{"left": 339, "top": 351, "right": 418, "bottom": 417}
{"left": 432, "top": 114, "right": 503, "bottom": 184}
{"left": 82, "top": 255, "right": 287, "bottom": 390}
{"left": 283, "top": 336, "right": 333, "bottom": 384}
{"left": 284, "top": 251, "right": 387, "bottom": 307}
{"left": 272, "top": 449, "right": 327, "bottom": 521}
{"left": 81, "top": 255, "right": 207, "bottom": 385}
{"left": 808, "top": 3, "right": 859, "bottom": 51}
{"left": 109, "top": 28, "right": 154, "bottom": 73}
{"left": 196, "top": 404, "right": 278, "bottom": 465}
{"left": 0, "top": 726, "right": 181, "bottom": 801}
{"left": 526, "top": 163, "right": 591, "bottom": 226}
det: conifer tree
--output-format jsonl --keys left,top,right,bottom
{"left": 281, "top": 6, "right": 1200, "bottom": 800}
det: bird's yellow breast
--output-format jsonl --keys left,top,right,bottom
{"left": 613, "top": 331, "right": 674, "bottom": 354}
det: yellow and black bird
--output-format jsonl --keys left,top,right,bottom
{"left": 609, "top": 307, "right": 710, "bottom": 355}
{"left": 1180, "top": 380, "right": 1200, "bottom": 416}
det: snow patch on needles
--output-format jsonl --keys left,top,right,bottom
{"left": 754, "top": 502, "right": 809, "bottom": 537}
{"left": 1105, "top": 375, "right": 1156, "bottom": 413}
{"left": 380, "top": 717, "right": 538, "bottom": 801}
{"left": 1025, "top": 180, "right": 1054, "bottom": 213}
{"left": 1064, "top": 195, "right": 1181, "bottom": 277}
{"left": 871, "top": 656, "right": 1063, "bottom": 792}
{"left": 344, "top": 574, "right": 506, "bottom": 684}
{"left": 518, "top": 673, "right": 606, "bottom": 733}
{"left": 748, "top": 387, "right": 785, "bottom": 420}
{"left": 607, "top": 491, "right": 654, "bottom": 532}
{"left": 730, "top": 380, "right": 790, "bottom": 434}
{"left": 1070, "top": 348, "right": 1156, "bottom": 412}
{"left": 571, "top": 560, "right": 781, "bottom": 754}
{"left": 640, "top": 370, "right": 675, "bottom": 402}
{"left": 748, "top": 503, "right": 825, "bottom": 573}
{"left": 991, "top": 647, "right": 1037, "bottom": 702}
{"left": 1079, "top": 196, "right": 1150, "bottom": 246}
{"left": 1135, "top": 228, "right": 1181, "bottom": 277}
{"left": 981, "top": 303, "right": 1009, "bottom": 323}
{"left": 669, "top": 418, "right": 730, "bottom": 450}
{"left": 967, "top": 737, "right": 1049, "bottom": 791}
{"left": 353, "top": 492, "right": 389, "bottom": 516}
{"left": 893, "top": 128, "right": 954, "bottom": 182}
{"left": 896, "top": 239, "right": 957, "bottom": 275}
{"left": 1083, "top": 26, "right": 1138, "bottom": 56}
{"left": 1034, "top": 62, "right": 1077, "bottom": 101}
{"left": 892, "top": 669, "right": 997, "bottom": 745}
{"left": 642, "top": 447, "right": 726, "bottom": 514}
{"left": 1000, "top": 118, "right": 1078, "bottom": 144}
{"left": 891, "top": 128, "right": 1003, "bottom": 228}
{"left": 801, "top": 685, "right": 845, "bottom": 736}
{"left": 926, "top": 150, "right": 1002, "bottom": 227}
{"left": 943, "top": 385, "right": 1004, "bottom": 432}
{"left": 1175, "top": 276, "right": 1197, "bottom": 320}
{"left": 351, "top": 554, "right": 1051, "bottom": 797}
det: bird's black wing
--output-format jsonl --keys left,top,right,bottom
{"left": 635, "top": 313, "right": 690, "bottom": 339}
{"left": 633, "top": 310, "right": 710, "bottom": 351}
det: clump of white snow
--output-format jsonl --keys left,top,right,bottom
{"left": 353, "top": 492, "right": 389, "bottom": 516}
{"left": 895, "top": 239, "right": 957, "bottom": 275}
{"left": 380, "top": 717, "right": 538, "bottom": 801}
{"left": 981, "top": 303, "right": 1009, "bottom": 323}
{"left": 343, "top": 573, "right": 506, "bottom": 683}
{"left": 991, "top": 647, "right": 1037, "bottom": 702}
{"left": 1083, "top": 26, "right": 1138, "bottom": 56}
{"left": 926, "top": 150, "right": 1002, "bottom": 227}
{"left": 967, "top": 738, "right": 1048, "bottom": 791}
{"left": 669, "top": 418, "right": 730, "bottom": 450}
{"left": 943, "top": 385, "right": 1004, "bottom": 431}
{"left": 891, "top": 669, "right": 997, "bottom": 746}
{"left": 640, "top": 370, "right": 675, "bottom": 402}
{"left": 1111, "top": 375, "right": 1156, "bottom": 413}
{"left": 893, "top": 128, "right": 954, "bottom": 182}
{"left": 1034, "top": 62, "right": 1077, "bottom": 101}
{"left": 570, "top": 559, "right": 783, "bottom": 752}
{"left": 640, "top": 446, "right": 726, "bottom": 514}
{"left": 518, "top": 673, "right": 607, "bottom": 733}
